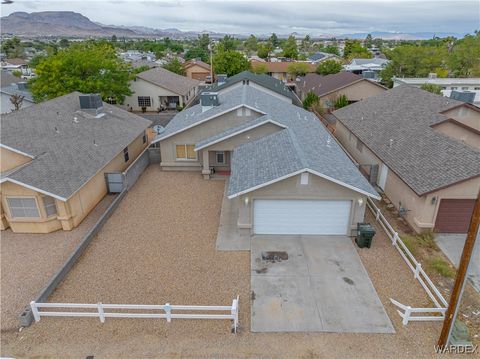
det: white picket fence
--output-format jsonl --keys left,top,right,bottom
{"left": 366, "top": 197, "right": 448, "bottom": 324}
{"left": 30, "top": 296, "right": 239, "bottom": 333}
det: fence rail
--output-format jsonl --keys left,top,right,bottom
{"left": 366, "top": 197, "right": 448, "bottom": 324}
{"left": 30, "top": 296, "right": 239, "bottom": 333}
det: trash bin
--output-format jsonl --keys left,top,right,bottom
{"left": 356, "top": 223, "right": 376, "bottom": 248}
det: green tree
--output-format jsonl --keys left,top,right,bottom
{"left": 303, "top": 91, "right": 319, "bottom": 109}
{"left": 251, "top": 63, "right": 268, "bottom": 74}
{"left": 58, "top": 38, "right": 70, "bottom": 48}
{"left": 420, "top": 83, "right": 443, "bottom": 95}
{"left": 197, "top": 34, "right": 211, "bottom": 52}
{"left": 323, "top": 45, "right": 340, "bottom": 56}
{"left": 28, "top": 54, "right": 46, "bottom": 68}
{"left": 212, "top": 50, "right": 250, "bottom": 76}
{"left": 244, "top": 35, "right": 258, "bottom": 53}
{"left": 1, "top": 36, "right": 25, "bottom": 58}
{"left": 286, "top": 62, "right": 310, "bottom": 76}
{"left": 111, "top": 34, "right": 117, "bottom": 43}
{"left": 257, "top": 43, "right": 272, "bottom": 59}
{"left": 219, "top": 35, "right": 236, "bottom": 51}
{"left": 282, "top": 35, "right": 298, "bottom": 59}
{"left": 300, "top": 35, "right": 311, "bottom": 52}
{"left": 316, "top": 59, "right": 343, "bottom": 75}
{"left": 184, "top": 47, "right": 209, "bottom": 62}
{"left": 343, "top": 40, "right": 372, "bottom": 60}
{"left": 11, "top": 70, "right": 22, "bottom": 77}
{"left": 162, "top": 58, "right": 186, "bottom": 75}
{"left": 447, "top": 32, "right": 480, "bottom": 77}
{"left": 29, "top": 41, "right": 132, "bottom": 104}
{"left": 334, "top": 94, "right": 349, "bottom": 109}
{"left": 269, "top": 33, "right": 279, "bottom": 48}
{"left": 365, "top": 34, "right": 373, "bottom": 48}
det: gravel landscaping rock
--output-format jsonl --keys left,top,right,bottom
{"left": 1, "top": 167, "right": 449, "bottom": 358}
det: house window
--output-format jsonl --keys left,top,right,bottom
{"left": 176, "top": 145, "right": 196, "bottom": 160}
{"left": 216, "top": 151, "right": 225, "bottom": 164}
{"left": 245, "top": 108, "right": 251, "bottom": 116}
{"left": 441, "top": 87, "right": 447, "bottom": 90}
{"left": 137, "top": 96, "right": 151, "bottom": 107}
{"left": 43, "top": 196, "right": 57, "bottom": 217}
{"left": 143, "top": 132, "right": 147, "bottom": 144}
{"left": 474, "top": 87, "right": 480, "bottom": 90}
{"left": 123, "top": 147, "right": 129, "bottom": 162}
{"left": 356, "top": 138, "right": 363, "bottom": 152}
{"left": 237, "top": 108, "right": 243, "bottom": 116}
{"left": 6, "top": 197, "right": 40, "bottom": 218}
{"left": 451, "top": 87, "right": 458, "bottom": 90}
{"left": 461, "top": 87, "right": 469, "bottom": 90}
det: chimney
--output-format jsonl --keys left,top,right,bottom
{"left": 200, "top": 92, "right": 219, "bottom": 112}
{"left": 217, "top": 74, "right": 227, "bottom": 85}
{"left": 79, "top": 94, "right": 104, "bottom": 116}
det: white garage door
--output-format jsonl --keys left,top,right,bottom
{"left": 253, "top": 199, "right": 351, "bottom": 235}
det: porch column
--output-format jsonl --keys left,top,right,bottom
{"left": 201, "top": 150, "right": 211, "bottom": 179}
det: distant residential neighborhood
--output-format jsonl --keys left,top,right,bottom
{"left": 0, "top": 4, "right": 479, "bottom": 359}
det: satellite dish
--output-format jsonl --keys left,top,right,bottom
{"left": 153, "top": 125, "right": 165, "bottom": 135}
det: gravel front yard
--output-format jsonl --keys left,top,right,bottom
{"left": 0, "top": 194, "right": 116, "bottom": 335}
{"left": 1, "top": 167, "right": 449, "bottom": 358}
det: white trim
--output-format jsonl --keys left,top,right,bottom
{"left": 194, "top": 119, "right": 287, "bottom": 151}
{"left": 152, "top": 104, "right": 267, "bottom": 144}
{"left": 0, "top": 143, "right": 35, "bottom": 159}
{"left": 227, "top": 168, "right": 380, "bottom": 200}
{"left": 1, "top": 178, "right": 67, "bottom": 201}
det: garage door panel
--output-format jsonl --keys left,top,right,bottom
{"left": 254, "top": 200, "right": 351, "bottom": 235}
{"left": 435, "top": 199, "right": 475, "bottom": 233}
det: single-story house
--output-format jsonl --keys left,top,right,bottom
{"left": 0, "top": 72, "right": 34, "bottom": 113}
{"left": 1, "top": 58, "right": 32, "bottom": 76}
{"left": 392, "top": 76, "right": 480, "bottom": 106}
{"left": 206, "top": 70, "right": 302, "bottom": 106}
{"left": 307, "top": 52, "right": 344, "bottom": 64}
{"left": 124, "top": 67, "right": 200, "bottom": 111}
{"left": 344, "top": 58, "right": 390, "bottom": 81}
{"left": 183, "top": 59, "right": 212, "bottom": 82}
{"left": 1, "top": 93, "right": 151, "bottom": 233}
{"left": 331, "top": 85, "right": 480, "bottom": 234}
{"left": 296, "top": 72, "right": 386, "bottom": 107}
{"left": 152, "top": 72, "right": 379, "bottom": 236}
{"left": 250, "top": 61, "right": 316, "bottom": 87}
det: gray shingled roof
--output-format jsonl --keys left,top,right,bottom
{"left": 1, "top": 83, "right": 34, "bottom": 102}
{"left": 332, "top": 85, "right": 480, "bottom": 195}
{"left": 136, "top": 67, "right": 200, "bottom": 96}
{"left": 298, "top": 72, "right": 368, "bottom": 98}
{"left": 156, "top": 81, "right": 378, "bottom": 198}
{"left": 1, "top": 92, "right": 151, "bottom": 199}
{"left": 194, "top": 115, "right": 284, "bottom": 150}
{"left": 206, "top": 71, "right": 301, "bottom": 105}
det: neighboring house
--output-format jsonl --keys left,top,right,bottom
{"left": 183, "top": 59, "right": 212, "bottom": 82}
{"left": 392, "top": 76, "right": 480, "bottom": 106}
{"left": 1, "top": 74, "right": 34, "bottom": 114}
{"left": 206, "top": 70, "right": 302, "bottom": 106}
{"left": 331, "top": 85, "right": 480, "bottom": 234}
{"left": 124, "top": 67, "right": 200, "bottom": 111}
{"left": 0, "top": 58, "right": 32, "bottom": 76}
{"left": 296, "top": 72, "right": 386, "bottom": 107}
{"left": 250, "top": 61, "right": 316, "bottom": 88}
{"left": 151, "top": 71, "right": 379, "bottom": 236}
{"left": 344, "top": 58, "right": 390, "bottom": 81}
{"left": 1, "top": 93, "right": 151, "bottom": 233}
{"left": 307, "top": 52, "right": 343, "bottom": 64}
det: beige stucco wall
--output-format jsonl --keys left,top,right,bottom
{"left": 335, "top": 120, "right": 480, "bottom": 233}
{"left": 185, "top": 64, "right": 210, "bottom": 80}
{"left": 1, "top": 132, "right": 148, "bottom": 233}
{"left": 442, "top": 105, "right": 480, "bottom": 130}
{"left": 0, "top": 147, "right": 32, "bottom": 172}
{"left": 124, "top": 77, "right": 197, "bottom": 111}
{"left": 320, "top": 80, "right": 385, "bottom": 107}
{"left": 159, "top": 106, "right": 263, "bottom": 170}
{"left": 236, "top": 172, "right": 367, "bottom": 236}
{"left": 433, "top": 121, "right": 480, "bottom": 150}
{"left": 219, "top": 82, "right": 292, "bottom": 103}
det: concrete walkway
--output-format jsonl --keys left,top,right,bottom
{"left": 251, "top": 235, "right": 395, "bottom": 333}
{"left": 435, "top": 231, "right": 480, "bottom": 292}
{"left": 216, "top": 181, "right": 250, "bottom": 251}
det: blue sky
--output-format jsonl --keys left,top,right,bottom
{"left": 2, "top": 0, "right": 479, "bottom": 35}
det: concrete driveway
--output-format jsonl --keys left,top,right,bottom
{"left": 251, "top": 235, "right": 394, "bottom": 333}
{"left": 436, "top": 231, "right": 480, "bottom": 292}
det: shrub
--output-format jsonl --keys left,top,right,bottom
{"left": 303, "top": 91, "right": 319, "bottom": 110}
{"left": 420, "top": 83, "right": 443, "bottom": 95}
{"left": 334, "top": 94, "right": 349, "bottom": 109}
{"left": 11, "top": 70, "right": 22, "bottom": 77}
{"left": 428, "top": 257, "right": 456, "bottom": 278}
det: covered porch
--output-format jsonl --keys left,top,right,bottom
{"left": 201, "top": 150, "right": 232, "bottom": 179}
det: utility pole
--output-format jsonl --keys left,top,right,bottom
{"left": 208, "top": 43, "right": 213, "bottom": 84}
{"left": 438, "top": 191, "right": 480, "bottom": 348}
